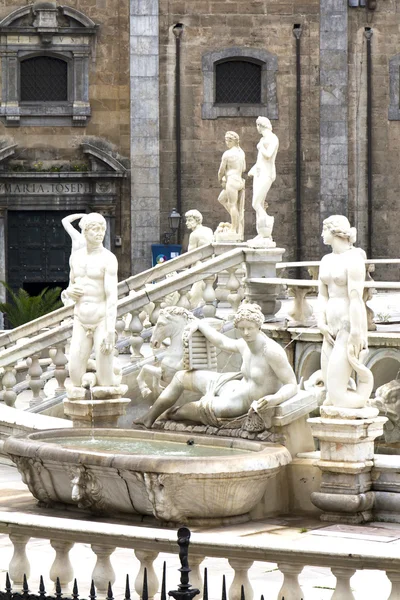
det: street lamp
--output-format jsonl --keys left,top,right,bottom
{"left": 162, "top": 208, "right": 181, "bottom": 245}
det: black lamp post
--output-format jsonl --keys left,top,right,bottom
{"left": 162, "top": 208, "right": 181, "bottom": 245}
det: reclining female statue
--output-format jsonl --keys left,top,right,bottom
{"left": 135, "top": 303, "right": 298, "bottom": 428}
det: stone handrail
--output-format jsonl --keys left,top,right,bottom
{"left": 0, "top": 243, "right": 215, "bottom": 350}
{"left": 0, "top": 511, "right": 399, "bottom": 599}
{"left": 0, "top": 247, "right": 244, "bottom": 370}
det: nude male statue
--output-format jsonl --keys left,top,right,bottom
{"left": 217, "top": 131, "right": 246, "bottom": 237}
{"left": 67, "top": 213, "right": 118, "bottom": 388}
{"left": 136, "top": 303, "right": 297, "bottom": 428}
{"left": 185, "top": 209, "right": 214, "bottom": 250}
{"left": 185, "top": 210, "right": 214, "bottom": 308}
{"left": 248, "top": 117, "right": 279, "bottom": 244}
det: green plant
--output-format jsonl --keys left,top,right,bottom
{"left": 0, "top": 282, "right": 63, "bottom": 327}
{"left": 375, "top": 312, "right": 391, "bottom": 323}
{"left": 32, "top": 161, "right": 43, "bottom": 172}
{"left": 71, "top": 163, "right": 89, "bottom": 172}
{"left": 49, "top": 165, "right": 63, "bottom": 172}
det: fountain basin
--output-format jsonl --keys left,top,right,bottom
{"left": 4, "top": 428, "right": 291, "bottom": 524}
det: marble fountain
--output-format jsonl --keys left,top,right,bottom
{"left": 3, "top": 428, "right": 291, "bottom": 524}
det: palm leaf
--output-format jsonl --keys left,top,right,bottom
{"left": 0, "top": 282, "right": 63, "bottom": 327}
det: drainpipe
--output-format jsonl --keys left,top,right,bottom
{"left": 365, "top": 27, "right": 373, "bottom": 258}
{"left": 173, "top": 23, "right": 183, "bottom": 244}
{"left": 293, "top": 24, "right": 302, "bottom": 274}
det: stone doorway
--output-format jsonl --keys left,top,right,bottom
{"left": 7, "top": 210, "right": 73, "bottom": 293}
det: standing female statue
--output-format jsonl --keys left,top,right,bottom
{"left": 318, "top": 215, "right": 373, "bottom": 409}
{"left": 248, "top": 117, "right": 279, "bottom": 245}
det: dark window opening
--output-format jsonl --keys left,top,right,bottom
{"left": 215, "top": 60, "right": 262, "bottom": 104}
{"left": 20, "top": 56, "right": 68, "bottom": 102}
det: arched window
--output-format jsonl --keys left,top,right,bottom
{"left": 20, "top": 56, "right": 68, "bottom": 102}
{"left": 215, "top": 60, "right": 262, "bottom": 104}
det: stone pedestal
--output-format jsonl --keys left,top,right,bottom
{"left": 63, "top": 384, "right": 130, "bottom": 428}
{"left": 308, "top": 406, "right": 387, "bottom": 523}
{"left": 243, "top": 247, "right": 285, "bottom": 317}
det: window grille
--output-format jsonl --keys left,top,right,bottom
{"left": 215, "top": 60, "right": 261, "bottom": 104}
{"left": 20, "top": 56, "right": 68, "bottom": 102}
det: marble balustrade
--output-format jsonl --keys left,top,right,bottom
{"left": 1, "top": 512, "right": 400, "bottom": 600}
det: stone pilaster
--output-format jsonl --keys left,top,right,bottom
{"left": 309, "top": 406, "right": 387, "bottom": 523}
{"left": 130, "top": 0, "right": 160, "bottom": 274}
{"left": 320, "top": 0, "right": 348, "bottom": 227}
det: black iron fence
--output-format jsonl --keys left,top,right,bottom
{"left": 0, "top": 527, "right": 301, "bottom": 600}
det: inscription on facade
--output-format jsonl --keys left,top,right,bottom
{"left": 0, "top": 182, "right": 91, "bottom": 195}
{"left": 7, "top": 35, "right": 89, "bottom": 45}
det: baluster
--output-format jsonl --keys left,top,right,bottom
{"left": 50, "top": 540, "right": 74, "bottom": 593}
{"left": 2, "top": 366, "right": 17, "bottom": 407}
{"left": 277, "top": 563, "right": 304, "bottom": 600}
{"left": 226, "top": 267, "right": 242, "bottom": 316}
{"left": 150, "top": 300, "right": 162, "bottom": 326}
{"left": 331, "top": 567, "right": 356, "bottom": 599}
{"left": 202, "top": 275, "right": 216, "bottom": 318}
{"left": 215, "top": 269, "right": 230, "bottom": 307}
{"left": 27, "top": 354, "right": 44, "bottom": 407}
{"left": 177, "top": 285, "right": 192, "bottom": 310}
{"left": 287, "top": 285, "right": 315, "bottom": 327}
{"left": 387, "top": 570, "right": 400, "bottom": 599}
{"left": 9, "top": 534, "right": 30, "bottom": 589}
{"left": 91, "top": 545, "right": 116, "bottom": 599}
{"left": 129, "top": 309, "right": 144, "bottom": 361}
{"left": 134, "top": 550, "right": 159, "bottom": 600}
{"left": 189, "top": 554, "right": 205, "bottom": 595}
{"left": 227, "top": 559, "right": 253, "bottom": 600}
{"left": 116, "top": 315, "right": 126, "bottom": 343}
{"left": 50, "top": 344, "right": 68, "bottom": 395}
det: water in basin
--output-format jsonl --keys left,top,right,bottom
{"left": 50, "top": 436, "right": 253, "bottom": 457}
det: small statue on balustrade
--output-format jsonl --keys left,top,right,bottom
{"left": 318, "top": 215, "right": 373, "bottom": 409}
{"left": 134, "top": 303, "right": 298, "bottom": 429}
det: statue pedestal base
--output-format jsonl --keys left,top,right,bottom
{"left": 308, "top": 406, "right": 387, "bottom": 523}
{"left": 64, "top": 384, "right": 130, "bottom": 427}
{"left": 243, "top": 247, "right": 285, "bottom": 317}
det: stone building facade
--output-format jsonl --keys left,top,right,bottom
{"left": 0, "top": 0, "right": 130, "bottom": 296}
{"left": 131, "top": 0, "right": 400, "bottom": 275}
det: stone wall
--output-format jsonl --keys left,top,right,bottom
{"left": 158, "top": 0, "right": 321, "bottom": 260}
{"left": 0, "top": 0, "right": 131, "bottom": 279}
{"left": 348, "top": 2, "right": 400, "bottom": 279}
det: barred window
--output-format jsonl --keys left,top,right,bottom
{"left": 215, "top": 60, "right": 262, "bottom": 104}
{"left": 20, "top": 56, "right": 68, "bottom": 102}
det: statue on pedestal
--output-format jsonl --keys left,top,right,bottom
{"left": 248, "top": 117, "right": 279, "bottom": 246}
{"left": 66, "top": 212, "right": 118, "bottom": 388}
{"left": 318, "top": 215, "right": 374, "bottom": 409}
{"left": 135, "top": 303, "right": 298, "bottom": 429}
{"left": 216, "top": 131, "right": 246, "bottom": 240}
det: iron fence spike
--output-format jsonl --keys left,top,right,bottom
{"left": 124, "top": 574, "right": 130, "bottom": 600}
{"left": 55, "top": 577, "right": 62, "bottom": 598}
{"left": 23, "top": 574, "right": 28, "bottom": 594}
{"left": 160, "top": 562, "right": 166, "bottom": 600}
{"left": 202, "top": 567, "right": 208, "bottom": 600}
{"left": 142, "top": 567, "right": 148, "bottom": 600}
{"left": 89, "top": 580, "right": 96, "bottom": 600}
{"left": 72, "top": 578, "right": 79, "bottom": 599}
{"left": 5, "top": 573, "right": 11, "bottom": 592}
{"left": 106, "top": 581, "right": 113, "bottom": 600}
{"left": 39, "top": 575, "right": 45, "bottom": 596}
{"left": 240, "top": 584, "right": 245, "bottom": 600}
{"left": 221, "top": 574, "right": 226, "bottom": 600}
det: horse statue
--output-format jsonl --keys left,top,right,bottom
{"left": 137, "top": 306, "right": 196, "bottom": 402}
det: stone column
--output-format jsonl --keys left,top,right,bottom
{"left": 308, "top": 406, "right": 387, "bottom": 523}
{"left": 320, "top": 0, "right": 348, "bottom": 227}
{"left": 130, "top": 0, "right": 160, "bottom": 274}
{"left": 0, "top": 208, "right": 6, "bottom": 329}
